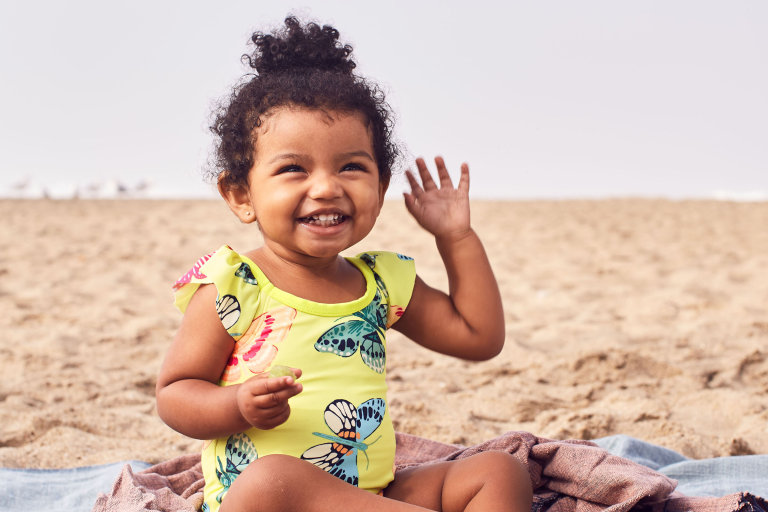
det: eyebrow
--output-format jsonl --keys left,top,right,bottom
{"left": 267, "top": 150, "right": 376, "bottom": 165}
{"left": 342, "top": 150, "right": 376, "bottom": 161}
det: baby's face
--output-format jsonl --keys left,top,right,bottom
{"left": 244, "top": 107, "right": 386, "bottom": 262}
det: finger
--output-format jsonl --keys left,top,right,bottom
{"left": 404, "top": 169, "right": 423, "bottom": 197}
{"left": 457, "top": 162, "right": 470, "bottom": 193}
{"left": 402, "top": 192, "right": 418, "bottom": 217}
{"left": 252, "top": 389, "right": 283, "bottom": 408}
{"left": 268, "top": 380, "right": 303, "bottom": 400}
{"left": 245, "top": 402, "right": 291, "bottom": 430}
{"left": 252, "top": 384, "right": 301, "bottom": 408}
{"left": 263, "top": 374, "right": 299, "bottom": 392}
{"left": 434, "top": 156, "right": 454, "bottom": 189}
{"left": 259, "top": 408, "right": 291, "bottom": 429}
{"left": 246, "top": 376, "right": 302, "bottom": 400}
{"left": 254, "top": 402, "right": 291, "bottom": 420}
{"left": 415, "top": 157, "right": 437, "bottom": 191}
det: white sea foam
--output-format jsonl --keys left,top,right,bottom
{"left": 0, "top": 178, "right": 217, "bottom": 199}
{"left": 710, "top": 190, "right": 768, "bottom": 202}
{"left": 1, "top": 179, "right": 145, "bottom": 199}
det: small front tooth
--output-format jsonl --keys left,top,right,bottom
{"left": 304, "top": 213, "right": 342, "bottom": 224}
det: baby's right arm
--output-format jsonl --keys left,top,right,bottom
{"left": 155, "top": 284, "right": 302, "bottom": 439}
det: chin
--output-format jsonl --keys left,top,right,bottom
{"left": 301, "top": 245, "right": 350, "bottom": 259}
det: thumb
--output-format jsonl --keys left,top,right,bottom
{"left": 403, "top": 192, "right": 418, "bottom": 217}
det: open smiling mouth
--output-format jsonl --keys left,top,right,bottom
{"left": 298, "top": 213, "right": 348, "bottom": 227}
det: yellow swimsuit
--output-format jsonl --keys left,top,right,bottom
{"left": 173, "top": 246, "right": 415, "bottom": 512}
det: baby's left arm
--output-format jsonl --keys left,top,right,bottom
{"left": 394, "top": 157, "right": 505, "bottom": 360}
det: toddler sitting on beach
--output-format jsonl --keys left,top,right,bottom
{"left": 155, "top": 16, "right": 532, "bottom": 512}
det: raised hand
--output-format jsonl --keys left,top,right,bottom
{"left": 236, "top": 369, "right": 303, "bottom": 430}
{"left": 403, "top": 157, "right": 471, "bottom": 241}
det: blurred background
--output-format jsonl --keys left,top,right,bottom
{"left": 1, "top": 0, "right": 766, "bottom": 200}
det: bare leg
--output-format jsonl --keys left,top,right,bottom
{"left": 219, "top": 454, "right": 431, "bottom": 512}
{"left": 386, "top": 451, "right": 532, "bottom": 512}
{"left": 220, "top": 451, "right": 532, "bottom": 512}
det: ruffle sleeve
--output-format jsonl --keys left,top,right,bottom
{"left": 356, "top": 251, "right": 416, "bottom": 329}
{"left": 172, "top": 245, "right": 262, "bottom": 337}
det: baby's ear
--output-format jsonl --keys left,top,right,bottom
{"left": 218, "top": 178, "right": 256, "bottom": 224}
{"left": 377, "top": 178, "right": 389, "bottom": 210}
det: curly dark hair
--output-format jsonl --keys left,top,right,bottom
{"left": 209, "top": 16, "right": 399, "bottom": 190}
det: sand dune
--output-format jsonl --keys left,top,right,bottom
{"left": 1, "top": 198, "right": 766, "bottom": 468}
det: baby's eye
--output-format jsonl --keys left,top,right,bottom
{"left": 341, "top": 162, "right": 366, "bottom": 172}
{"left": 277, "top": 165, "right": 305, "bottom": 175}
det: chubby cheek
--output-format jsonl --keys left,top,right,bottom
{"left": 356, "top": 194, "right": 385, "bottom": 230}
{"left": 256, "top": 190, "right": 298, "bottom": 220}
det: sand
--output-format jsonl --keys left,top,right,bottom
{"left": 1, "top": 198, "right": 767, "bottom": 469}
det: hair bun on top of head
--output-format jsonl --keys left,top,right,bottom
{"left": 211, "top": 15, "right": 398, "bottom": 191}
{"left": 245, "top": 16, "right": 356, "bottom": 75}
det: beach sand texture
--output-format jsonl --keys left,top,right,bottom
{"left": 1, "top": 198, "right": 767, "bottom": 468}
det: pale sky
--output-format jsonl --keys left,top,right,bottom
{"left": 1, "top": 1, "right": 766, "bottom": 199}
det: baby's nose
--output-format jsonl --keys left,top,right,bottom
{"left": 307, "top": 171, "right": 343, "bottom": 198}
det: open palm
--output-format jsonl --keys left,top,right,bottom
{"left": 403, "top": 157, "right": 471, "bottom": 240}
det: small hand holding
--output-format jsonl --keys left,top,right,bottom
{"left": 404, "top": 157, "right": 471, "bottom": 242}
{"left": 236, "top": 368, "right": 302, "bottom": 430}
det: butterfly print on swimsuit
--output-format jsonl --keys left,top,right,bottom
{"left": 359, "top": 252, "right": 411, "bottom": 329}
{"left": 221, "top": 306, "right": 297, "bottom": 383}
{"left": 314, "top": 287, "right": 388, "bottom": 373}
{"left": 213, "top": 433, "right": 258, "bottom": 504}
{"left": 216, "top": 294, "right": 241, "bottom": 330}
{"left": 234, "top": 263, "right": 258, "bottom": 285}
{"left": 300, "top": 398, "right": 386, "bottom": 486}
{"left": 358, "top": 253, "right": 390, "bottom": 305}
{"left": 173, "top": 251, "right": 215, "bottom": 291}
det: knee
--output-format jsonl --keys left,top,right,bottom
{"left": 465, "top": 451, "right": 532, "bottom": 494}
{"left": 243, "top": 453, "right": 303, "bottom": 491}
{"left": 442, "top": 452, "right": 532, "bottom": 512}
{"left": 488, "top": 452, "right": 532, "bottom": 502}
{"left": 222, "top": 454, "right": 305, "bottom": 511}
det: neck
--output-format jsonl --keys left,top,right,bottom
{"left": 249, "top": 244, "right": 344, "bottom": 278}
{"left": 246, "top": 246, "right": 365, "bottom": 304}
